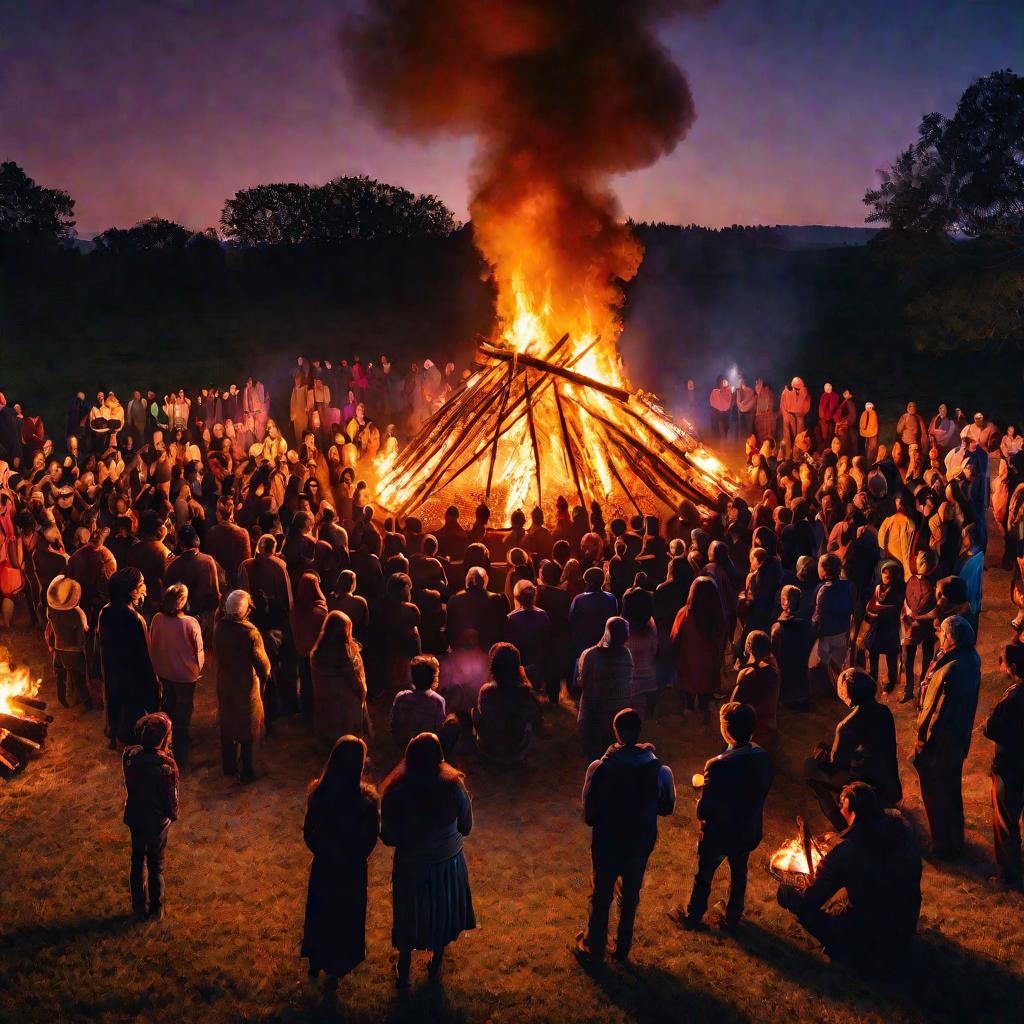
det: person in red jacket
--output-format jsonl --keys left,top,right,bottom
{"left": 122, "top": 712, "right": 179, "bottom": 920}
{"left": 816, "top": 383, "right": 841, "bottom": 449}
{"left": 779, "top": 377, "right": 811, "bottom": 448}
{"left": 709, "top": 377, "right": 734, "bottom": 442}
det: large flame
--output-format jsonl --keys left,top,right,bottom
{"left": 770, "top": 836, "right": 824, "bottom": 877}
{"left": 0, "top": 662, "right": 41, "bottom": 717}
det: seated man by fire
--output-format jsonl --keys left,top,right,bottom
{"left": 777, "top": 781, "right": 922, "bottom": 964}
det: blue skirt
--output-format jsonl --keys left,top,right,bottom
{"left": 391, "top": 851, "right": 476, "bottom": 952}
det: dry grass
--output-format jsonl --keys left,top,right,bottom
{"left": 2, "top": 565, "right": 1024, "bottom": 1024}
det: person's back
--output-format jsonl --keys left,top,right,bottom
{"left": 389, "top": 670, "right": 446, "bottom": 749}
{"left": 505, "top": 605, "right": 550, "bottom": 680}
{"left": 569, "top": 579, "right": 617, "bottom": 655}
{"left": 166, "top": 546, "right": 220, "bottom": 615}
{"left": 205, "top": 518, "right": 251, "bottom": 587}
{"left": 834, "top": 699, "right": 902, "bottom": 806}
{"left": 698, "top": 741, "right": 773, "bottom": 854}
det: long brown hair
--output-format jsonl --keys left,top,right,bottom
{"left": 381, "top": 733, "right": 464, "bottom": 828}
{"left": 308, "top": 735, "right": 376, "bottom": 804}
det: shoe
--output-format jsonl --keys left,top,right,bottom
{"left": 608, "top": 940, "right": 629, "bottom": 962}
{"left": 573, "top": 931, "right": 603, "bottom": 962}
{"left": 667, "top": 907, "right": 705, "bottom": 932}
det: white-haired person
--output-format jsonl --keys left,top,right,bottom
{"left": 150, "top": 583, "right": 205, "bottom": 768}
{"left": 214, "top": 589, "right": 271, "bottom": 782}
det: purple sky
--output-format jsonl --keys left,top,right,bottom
{"left": 1, "top": 0, "right": 1019, "bottom": 236}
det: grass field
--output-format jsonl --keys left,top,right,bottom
{"left": 2, "top": 562, "right": 1023, "bottom": 1024}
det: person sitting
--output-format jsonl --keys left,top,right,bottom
{"left": 389, "top": 655, "right": 458, "bottom": 757}
{"left": 575, "top": 709, "right": 676, "bottom": 963}
{"left": 669, "top": 702, "right": 773, "bottom": 930}
{"left": 472, "top": 642, "right": 543, "bottom": 763}
{"left": 804, "top": 668, "right": 902, "bottom": 831}
{"left": 777, "top": 782, "right": 922, "bottom": 964}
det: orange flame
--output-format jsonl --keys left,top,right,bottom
{"left": 0, "top": 662, "right": 41, "bottom": 716}
{"left": 770, "top": 836, "right": 824, "bottom": 876}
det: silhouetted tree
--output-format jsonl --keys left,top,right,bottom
{"left": 93, "top": 217, "right": 194, "bottom": 255}
{"left": 0, "top": 161, "right": 75, "bottom": 243}
{"left": 220, "top": 175, "right": 458, "bottom": 245}
{"left": 865, "top": 69, "right": 1024, "bottom": 236}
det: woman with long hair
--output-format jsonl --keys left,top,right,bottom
{"left": 381, "top": 732, "right": 475, "bottom": 987}
{"left": 670, "top": 576, "right": 726, "bottom": 721}
{"left": 622, "top": 582, "right": 658, "bottom": 718}
{"left": 576, "top": 617, "right": 633, "bottom": 760}
{"left": 291, "top": 572, "right": 329, "bottom": 719}
{"left": 301, "top": 735, "right": 380, "bottom": 993}
{"left": 311, "top": 611, "right": 368, "bottom": 741}
{"left": 472, "top": 642, "right": 543, "bottom": 762}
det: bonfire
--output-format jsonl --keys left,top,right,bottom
{"left": 0, "top": 661, "right": 49, "bottom": 776}
{"left": 769, "top": 816, "right": 826, "bottom": 890}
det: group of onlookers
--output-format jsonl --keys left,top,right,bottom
{"left": 1, "top": 365, "right": 1023, "bottom": 997}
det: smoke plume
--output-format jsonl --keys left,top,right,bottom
{"left": 342, "top": 1, "right": 718, "bottom": 352}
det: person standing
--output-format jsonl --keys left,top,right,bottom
{"left": 809, "top": 554, "right": 854, "bottom": 697}
{"left": 709, "top": 377, "right": 734, "bottom": 442}
{"left": 576, "top": 617, "right": 634, "bottom": 761}
{"left": 731, "top": 631, "right": 780, "bottom": 748}
{"left": 99, "top": 567, "right": 160, "bottom": 749}
{"left": 575, "top": 709, "right": 675, "bottom": 963}
{"left": 734, "top": 377, "right": 755, "bottom": 441}
{"left": 214, "top": 589, "right": 271, "bottom": 782}
{"left": 669, "top": 702, "right": 773, "bottom": 930}
{"left": 753, "top": 378, "right": 776, "bottom": 444}
{"left": 301, "top": 736, "right": 380, "bottom": 992}
{"left": 670, "top": 576, "right": 726, "bottom": 720}
{"left": 815, "top": 383, "right": 840, "bottom": 450}
{"left": 122, "top": 712, "right": 179, "bottom": 920}
{"left": 311, "top": 611, "right": 368, "bottom": 742}
{"left": 835, "top": 389, "right": 858, "bottom": 457}
{"left": 381, "top": 732, "right": 475, "bottom": 987}
{"left": 165, "top": 526, "right": 221, "bottom": 639}
{"left": 45, "top": 575, "right": 90, "bottom": 708}
{"left": 858, "top": 402, "right": 879, "bottom": 463}
{"left": 149, "top": 584, "right": 205, "bottom": 768}
{"left": 779, "top": 377, "right": 810, "bottom": 448}
{"left": 983, "top": 644, "right": 1024, "bottom": 890}
{"left": 912, "top": 615, "right": 981, "bottom": 858}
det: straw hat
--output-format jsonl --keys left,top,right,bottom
{"left": 46, "top": 575, "right": 82, "bottom": 612}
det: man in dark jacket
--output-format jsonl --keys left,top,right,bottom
{"left": 569, "top": 566, "right": 618, "bottom": 663}
{"left": 778, "top": 782, "right": 921, "bottom": 962}
{"left": 912, "top": 615, "right": 981, "bottom": 858}
{"left": 984, "top": 644, "right": 1024, "bottom": 889}
{"left": 123, "top": 712, "right": 179, "bottom": 920}
{"left": 165, "top": 525, "right": 221, "bottom": 635}
{"left": 204, "top": 497, "right": 251, "bottom": 590}
{"left": 444, "top": 566, "right": 508, "bottom": 652}
{"left": 669, "top": 702, "right": 773, "bottom": 929}
{"left": 805, "top": 668, "right": 902, "bottom": 830}
{"left": 576, "top": 709, "right": 675, "bottom": 962}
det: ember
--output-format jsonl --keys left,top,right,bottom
{"left": 770, "top": 837, "right": 824, "bottom": 879}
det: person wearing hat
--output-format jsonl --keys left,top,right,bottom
{"left": 99, "top": 567, "right": 160, "bottom": 748}
{"left": 32, "top": 524, "right": 69, "bottom": 620}
{"left": 122, "top": 711, "right": 179, "bottom": 920}
{"left": 45, "top": 575, "right": 90, "bottom": 707}
{"left": 149, "top": 584, "right": 204, "bottom": 768}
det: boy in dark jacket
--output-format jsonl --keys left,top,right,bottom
{"left": 123, "top": 712, "right": 179, "bottom": 920}
{"left": 670, "top": 702, "right": 773, "bottom": 930}
{"left": 576, "top": 709, "right": 675, "bottom": 963}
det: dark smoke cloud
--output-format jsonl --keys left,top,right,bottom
{"left": 341, "top": 1, "right": 719, "bottom": 343}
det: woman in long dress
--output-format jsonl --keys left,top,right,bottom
{"left": 310, "top": 611, "right": 368, "bottom": 741}
{"left": 301, "top": 736, "right": 379, "bottom": 991}
{"left": 381, "top": 732, "right": 475, "bottom": 987}
{"left": 670, "top": 576, "right": 726, "bottom": 721}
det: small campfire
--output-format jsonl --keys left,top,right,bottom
{"left": 0, "top": 661, "right": 50, "bottom": 777}
{"left": 768, "top": 817, "right": 825, "bottom": 890}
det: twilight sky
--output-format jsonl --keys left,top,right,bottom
{"left": 1, "top": 0, "right": 1020, "bottom": 236}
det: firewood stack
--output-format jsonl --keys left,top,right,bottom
{"left": 0, "top": 665, "right": 50, "bottom": 778}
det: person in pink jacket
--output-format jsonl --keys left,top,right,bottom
{"left": 779, "top": 377, "right": 811, "bottom": 447}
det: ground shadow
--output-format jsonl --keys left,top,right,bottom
{"left": 577, "top": 954, "right": 745, "bottom": 1024}
{"left": 734, "top": 919, "right": 1024, "bottom": 1022}
{"left": 0, "top": 911, "right": 137, "bottom": 956}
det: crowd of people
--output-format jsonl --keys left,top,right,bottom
{"left": 1, "top": 359, "right": 1024, "bottom": 996}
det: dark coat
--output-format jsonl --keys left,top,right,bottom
{"left": 99, "top": 602, "right": 160, "bottom": 745}
{"left": 569, "top": 589, "right": 618, "bottom": 658}
{"left": 915, "top": 642, "right": 981, "bottom": 762}
{"left": 445, "top": 587, "right": 508, "bottom": 652}
{"left": 696, "top": 743, "right": 773, "bottom": 853}
{"left": 771, "top": 614, "right": 813, "bottom": 705}
{"left": 204, "top": 521, "right": 252, "bottom": 589}
{"left": 301, "top": 786, "right": 380, "bottom": 978}
{"left": 214, "top": 616, "right": 271, "bottom": 743}
{"left": 779, "top": 812, "right": 921, "bottom": 950}
{"left": 826, "top": 700, "right": 902, "bottom": 806}
{"left": 166, "top": 549, "right": 221, "bottom": 616}
{"left": 123, "top": 745, "right": 179, "bottom": 839}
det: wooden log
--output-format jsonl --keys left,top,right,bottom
{"left": 0, "top": 745, "right": 22, "bottom": 774}
{"left": 799, "top": 816, "right": 816, "bottom": 882}
{"left": 0, "top": 712, "right": 47, "bottom": 745}
{"left": 554, "top": 386, "right": 587, "bottom": 510}
{"left": 523, "top": 373, "right": 543, "bottom": 507}
{"left": 485, "top": 361, "right": 515, "bottom": 500}
{"left": 10, "top": 688, "right": 46, "bottom": 712}
{"left": 604, "top": 442, "right": 643, "bottom": 516}
{"left": 0, "top": 727, "right": 41, "bottom": 757}
{"left": 479, "top": 343, "right": 631, "bottom": 402}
